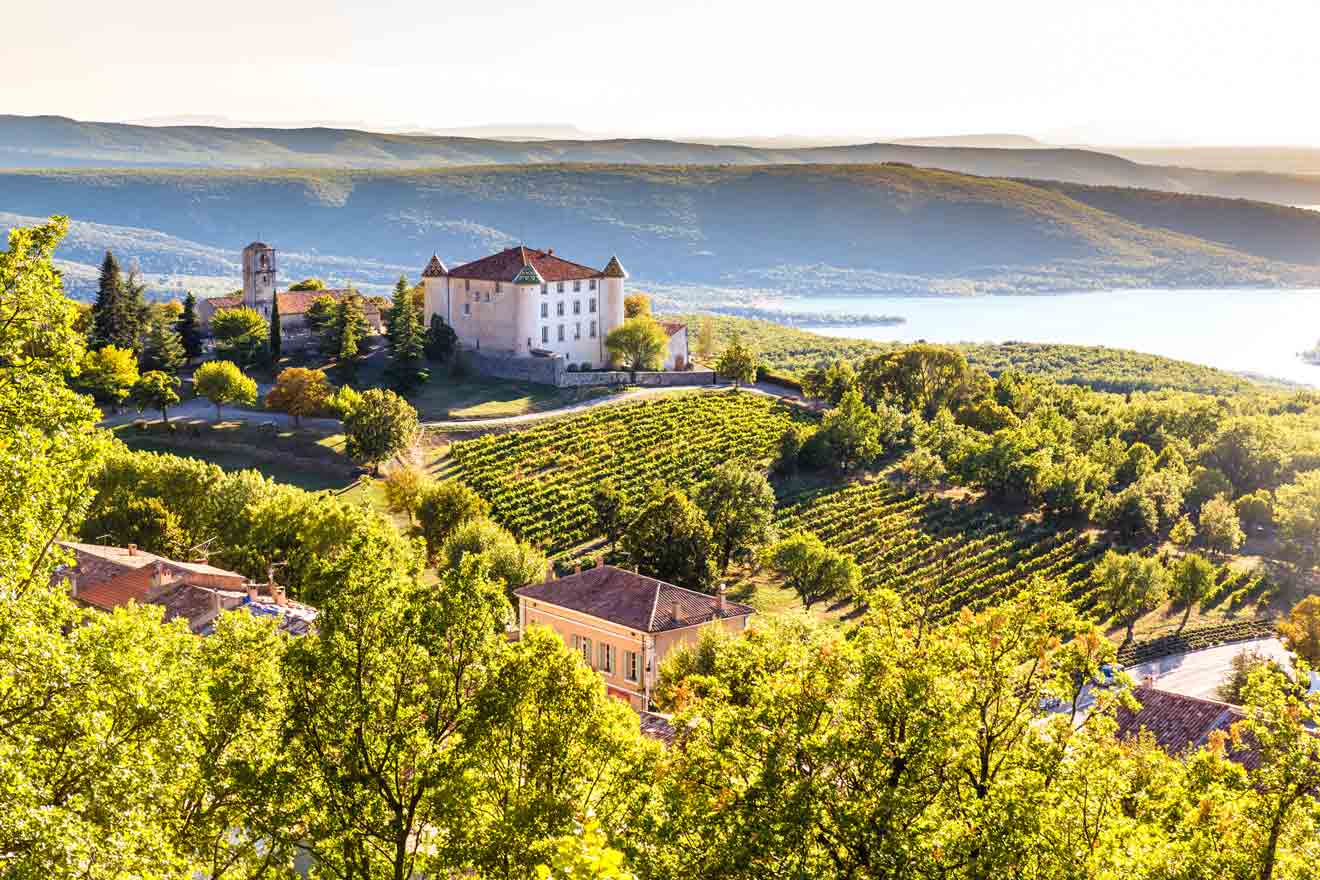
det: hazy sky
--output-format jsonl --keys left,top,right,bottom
{"left": 7, "top": 0, "right": 1317, "bottom": 144}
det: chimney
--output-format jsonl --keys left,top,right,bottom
{"left": 272, "top": 585, "right": 288, "bottom": 607}
{"left": 547, "top": 248, "right": 554, "bottom": 255}
{"left": 149, "top": 561, "right": 167, "bottom": 593}
{"left": 717, "top": 584, "right": 727, "bottom": 612}
{"left": 573, "top": 564, "right": 581, "bottom": 575}
{"left": 245, "top": 582, "right": 258, "bottom": 603}
{"left": 595, "top": 555, "right": 605, "bottom": 568}
{"left": 127, "top": 543, "right": 138, "bottom": 556}
{"left": 1143, "top": 674, "right": 1156, "bottom": 688}
{"left": 544, "top": 562, "right": 555, "bottom": 583}
{"left": 671, "top": 597, "right": 681, "bottom": 622}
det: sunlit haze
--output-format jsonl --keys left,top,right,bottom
{"left": 6, "top": 0, "right": 1319, "bottom": 145}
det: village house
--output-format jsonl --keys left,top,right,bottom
{"left": 513, "top": 560, "right": 755, "bottom": 711}
{"left": 1115, "top": 685, "right": 1261, "bottom": 769}
{"left": 198, "top": 242, "right": 381, "bottom": 342}
{"left": 421, "top": 246, "right": 657, "bottom": 368}
{"left": 658, "top": 320, "right": 691, "bottom": 370}
{"left": 55, "top": 541, "right": 317, "bottom": 636}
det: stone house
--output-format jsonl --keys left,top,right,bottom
{"left": 513, "top": 561, "right": 755, "bottom": 711}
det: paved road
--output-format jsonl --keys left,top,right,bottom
{"left": 98, "top": 384, "right": 341, "bottom": 432}
{"left": 1124, "top": 636, "right": 1291, "bottom": 701}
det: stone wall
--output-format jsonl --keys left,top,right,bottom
{"left": 464, "top": 347, "right": 718, "bottom": 389}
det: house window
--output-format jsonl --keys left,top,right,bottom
{"left": 541, "top": 303, "right": 548, "bottom": 318}
{"left": 574, "top": 322, "right": 581, "bottom": 340}
{"left": 557, "top": 282, "right": 564, "bottom": 293}
{"left": 589, "top": 298, "right": 596, "bottom": 313}
{"left": 624, "top": 650, "right": 639, "bottom": 682}
{"left": 573, "top": 300, "right": 581, "bottom": 315}
{"left": 573, "top": 280, "right": 581, "bottom": 292}
{"left": 463, "top": 303, "right": 471, "bottom": 316}
{"left": 598, "top": 643, "right": 615, "bottom": 674}
{"left": 541, "top": 326, "right": 548, "bottom": 344}
{"left": 590, "top": 279, "right": 597, "bottom": 291}
{"left": 495, "top": 282, "right": 502, "bottom": 294}
{"left": 556, "top": 302, "right": 564, "bottom": 317}
{"left": 590, "top": 320, "right": 597, "bottom": 338}
{"left": 465, "top": 280, "right": 470, "bottom": 291}
{"left": 541, "top": 284, "right": 548, "bottom": 295}
{"left": 483, "top": 290, "right": 490, "bottom": 302}
{"left": 571, "top": 635, "right": 593, "bottom": 667}
{"left": 558, "top": 325, "right": 565, "bottom": 342}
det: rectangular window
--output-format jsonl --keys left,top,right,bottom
{"left": 581, "top": 637, "right": 592, "bottom": 666}
{"left": 573, "top": 280, "right": 581, "bottom": 292}
{"left": 483, "top": 291, "right": 490, "bottom": 302}
{"left": 541, "top": 326, "right": 548, "bottom": 344}
{"left": 558, "top": 325, "right": 565, "bottom": 342}
{"left": 465, "top": 279, "right": 470, "bottom": 291}
{"left": 541, "top": 284, "right": 548, "bottom": 295}
{"left": 590, "top": 320, "right": 597, "bottom": 338}
{"left": 574, "top": 322, "right": 581, "bottom": 340}
{"left": 589, "top": 298, "right": 596, "bottom": 313}
{"left": 463, "top": 303, "right": 471, "bottom": 316}
{"left": 590, "top": 279, "right": 597, "bottom": 291}
{"left": 598, "top": 643, "right": 614, "bottom": 674}
{"left": 556, "top": 302, "right": 564, "bottom": 317}
{"left": 540, "top": 303, "right": 548, "bottom": 318}
{"left": 573, "top": 300, "right": 581, "bottom": 315}
{"left": 557, "top": 282, "right": 564, "bottom": 293}
{"left": 624, "top": 650, "right": 639, "bottom": 683}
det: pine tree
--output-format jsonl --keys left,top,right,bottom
{"left": 426, "top": 314, "right": 457, "bottom": 362}
{"left": 140, "top": 316, "right": 186, "bottom": 374}
{"left": 335, "top": 296, "right": 368, "bottom": 383}
{"left": 176, "top": 292, "right": 204, "bottom": 364}
{"left": 386, "top": 276, "right": 428, "bottom": 390}
{"left": 114, "top": 271, "right": 149, "bottom": 353}
{"left": 90, "top": 251, "right": 122, "bottom": 349}
{"left": 269, "top": 292, "right": 282, "bottom": 365}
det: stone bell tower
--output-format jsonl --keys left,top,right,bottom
{"left": 242, "top": 242, "right": 277, "bottom": 315}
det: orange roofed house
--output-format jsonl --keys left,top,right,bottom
{"left": 55, "top": 541, "right": 318, "bottom": 636}
{"left": 513, "top": 561, "right": 755, "bottom": 711}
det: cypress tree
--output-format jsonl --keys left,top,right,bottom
{"left": 269, "top": 292, "right": 282, "bottom": 364}
{"left": 176, "top": 292, "right": 204, "bottom": 364}
{"left": 91, "top": 251, "right": 122, "bottom": 349}
{"left": 386, "top": 276, "right": 427, "bottom": 390}
{"left": 115, "top": 271, "right": 149, "bottom": 352}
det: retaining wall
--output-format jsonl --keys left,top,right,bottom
{"left": 464, "top": 348, "right": 717, "bottom": 389}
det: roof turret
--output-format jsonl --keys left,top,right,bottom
{"left": 602, "top": 255, "right": 628, "bottom": 279}
{"left": 421, "top": 254, "right": 448, "bottom": 277}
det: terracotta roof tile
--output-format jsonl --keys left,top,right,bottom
{"left": 637, "top": 710, "right": 678, "bottom": 746}
{"left": 448, "top": 246, "right": 605, "bottom": 283}
{"left": 421, "top": 254, "right": 448, "bottom": 277}
{"left": 514, "top": 565, "right": 753, "bottom": 633}
{"left": 1116, "top": 686, "right": 1258, "bottom": 769}
{"left": 658, "top": 320, "right": 686, "bottom": 337}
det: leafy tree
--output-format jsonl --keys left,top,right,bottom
{"left": 1215, "top": 648, "right": 1278, "bottom": 704}
{"left": 858, "top": 343, "right": 974, "bottom": 418}
{"left": 441, "top": 517, "right": 548, "bottom": 603}
{"left": 1094, "top": 550, "right": 1169, "bottom": 644}
{"left": 1187, "top": 465, "right": 1235, "bottom": 513}
{"left": 79, "top": 344, "right": 140, "bottom": 407}
{"left": 1202, "top": 416, "right": 1288, "bottom": 494}
{"left": 535, "top": 820, "right": 638, "bottom": 880}
{"left": 268, "top": 290, "right": 282, "bottom": 363}
{"left": 589, "top": 480, "right": 629, "bottom": 550}
{"left": 1277, "top": 595, "right": 1320, "bottom": 666}
{"left": 812, "top": 388, "right": 889, "bottom": 470}
{"left": 621, "top": 486, "right": 714, "bottom": 589}
{"left": 81, "top": 495, "right": 187, "bottom": 558}
{"left": 1096, "top": 485, "right": 1160, "bottom": 540}
{"left": 623, "top": 293, "right": 651, "bottom": 318}
{"left": 801, "top": 359, "right": 858, "bottom": 405}
{"left": 342, "top": 388, "right": 419, "bottom": 472}
{"left": 900, "top": 446, "right": 947, "bottom": 489}
{"left": 193, "top": 360, "right": 257, "bottom": 420}
{"left": 329, "top": 384, "right": 362, "bottom": 420}
{"left": 382, "top": 463, "right": 429, "bottom": 525}
{"left": 1274, "top": 470, "right": 1320, "bottom": 571}
{"left": 210, "top": 306, "right": 269, "bottom": 367}
{"left": 1199, "top": 492, "right": 1246, "bottom": 555}
{"left": 264, "top": 367, "right": 333, "bottom": 427}
{"left": 1236, "top": 490, "right": 1274, "bottom": 532}
{"left": 139, "top": 314, "right": 186, "bottom": 373}
{"left": 306, "top": 294, "right": 340, "bottom": 354}
{"left": 417, "top": 480, "right": 490, "bottom": 560}
{"left": 1170, "top": 514, "right": 1198, "bottom": 549}
{"left": 763, "top": 531, "right": 861, "bottom": 608}
{"left": 385, "top": 275, "right": 428, "bottom": 390}
{"left": 774, "top": 424, "right": 811, "bottom": 475}
{"left": 0, "top": 217, "right": 109, "bottom": 597}
{"left": 133, "top": 370, "right": 181, "bottom": 423}
{"left": 176, "top": 291, "right": 204, "bottom": 364}
{"left": 714, "top": 333, "right": 757, "bottom": 387}
{"left": 1171, "top": 552, "right": 1215, "bottom": 630}
{"left": 426, "top": 314, "right": 458, "bottom": 362}
{"left": 605, "top": 316, "right": 668, "bottom": 371}
{"left": 694, "top": 463, "right": 776, "bottom": 573}
{"left": 1117, "top": 441, "right": 1157, "bottom": 485}
{"left": 695, "top": 314, "right": 716, "bottom": 361}
{"left": 288, "top": 277, "right": 326, "bottom": 291}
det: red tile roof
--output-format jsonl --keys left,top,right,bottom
{"left": 448, "top": 246, "right": 604, "bottom": 284}
{"left": 514, "top": 565, "right": 753, "bottom": 633}
{"left": 1116, "top": 686, "right": 1259, "bottom": 769}
{"left": 421, "top": 254, "right": 448, "bottom": 277}
{"left": 658, "top": 320, "right": 687, "bottom": 338}
{"left": 275, "top": 289, "right": 356, "bottom": 316}
{"left": 637, "top": 710, "right": 678, "bottom": 745}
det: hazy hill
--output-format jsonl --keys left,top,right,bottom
{"left": 7, "top": 115, "right": 1320, "bottom": 206}
{"left": 4, "top": 163, "right": 1318, "bottom": 300}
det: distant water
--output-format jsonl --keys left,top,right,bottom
{"left": 773, "top": 289, "right": 1320, "bottom": 387}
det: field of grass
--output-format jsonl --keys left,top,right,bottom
{"left": 446, "top": 390, "right": 813, "bottom": 554}
{"left": 671, "top": 312, "right": 1255, "bottom": 395}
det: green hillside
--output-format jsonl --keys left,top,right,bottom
{"left": 4, "top": 163, "right": 1318, "bottom": 298}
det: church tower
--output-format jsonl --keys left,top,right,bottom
{"left": 242, "top": 242, "right": 277, "bottom": 315}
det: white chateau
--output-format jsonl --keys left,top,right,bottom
{"left": 421, "top": 246, "right": 636, "bottom": 368}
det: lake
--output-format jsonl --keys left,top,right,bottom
{"left": 773, "top": 289, "right": 1320, "bottom": 387}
